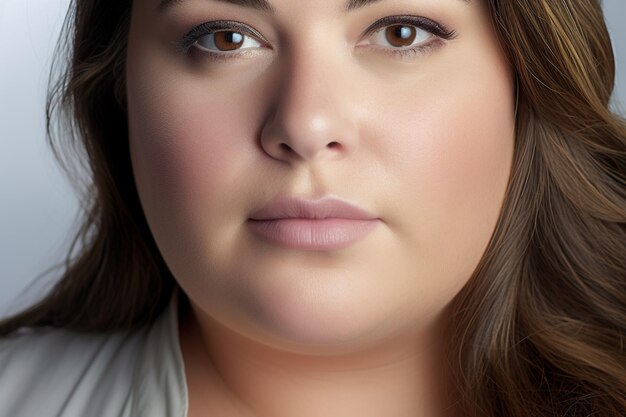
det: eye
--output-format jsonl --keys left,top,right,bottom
{"left": 194, "top": 30, "right": 263, "bottom": 53}
{"left": 369, "top": 25, "right": 431, "bottom": 49}
{"left": 174, "top": 21, "right": 267, "bottom": 58}
{"left": 359, "top": 15, "right": 457, "bottom": 58}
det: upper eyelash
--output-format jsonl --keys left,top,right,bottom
{"left": 173, "top": 15, "right": 457, "bottom": 59}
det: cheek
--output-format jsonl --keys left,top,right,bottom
{"left": 129, "top": 102, "right": 236, "bottom": 262}
{"left": 426, "top": 86, "right": 513, "bottom": 259}
{"left": 130, "top": 107, "right": 244, "bottom": 206}
{"left": 373, "top": 47, "right": 515, "bottom": 276}
{"left": 419, "top": 76, "right": 514, "bottom": 215}
{"left": 127, "top": 56, "right": 268, "bottom": 250}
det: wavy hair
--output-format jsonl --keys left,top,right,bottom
{"left": 1, "top": 1, "right": 625, "bottom": 416}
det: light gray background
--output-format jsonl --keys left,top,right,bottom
{"left": 1, "top": 0, "right": 625, "bottom": 317}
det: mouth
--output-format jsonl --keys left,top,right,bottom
{"left": 247, "top": 196, "right": 380, "bottom": 250}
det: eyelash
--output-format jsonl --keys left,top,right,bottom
{"left": 174, "top": 15, "right": 457, "bottom": 62}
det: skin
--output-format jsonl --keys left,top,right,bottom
{"left": 126, "top": 0, "right": 515, "bottom": 416}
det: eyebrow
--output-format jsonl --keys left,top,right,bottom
{"left": 158, "top": 0, "right": 470, "bottom": 14}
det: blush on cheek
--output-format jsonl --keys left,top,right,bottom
{"left": 130, "top": 100, "right": 251, "bottom": 215}
{"left": 127, "top": 41, "right": 259, "bottom": 214}
{"left": 428, "top": 77, "right": 514, "bottom": 262}
{"left": 386, "top": 62, "right": 513, "bottom": 269}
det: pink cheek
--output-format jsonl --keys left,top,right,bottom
{"left": 130, "top": 102, "right": 252, "bottom": 213}
{"left": 417, "top": 81, "right": 512, "bottom": 202}
{"left": 373, "top": 72, "right": 513, "bottom": 253}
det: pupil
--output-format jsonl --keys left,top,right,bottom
{"left": 226, "top": 32, "right": 244, "bottom": 43}
{"left": 386, "top": 25, "right": 416, "bottom": 47}
{"left": 397, "top": 27, "right": 412, "bottom": 39}
{"left": 215, "top": 31, "right": 244, "bottom": 51}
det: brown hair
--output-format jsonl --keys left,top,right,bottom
{"left": 2, "top": 1, "right": 625, "bottom": 415}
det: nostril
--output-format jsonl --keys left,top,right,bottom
{"left": 272, "top": 141, "right": 342, "bottom": 160}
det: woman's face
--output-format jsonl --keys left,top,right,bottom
{"left": 127, "top": 0, "right": 515, "bottom": 353}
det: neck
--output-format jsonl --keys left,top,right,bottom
{"left": 178, "top": 296, "right": 459, "bottom": 417}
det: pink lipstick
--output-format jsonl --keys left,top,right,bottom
{"left": 247, "top": 196, "right": 380, "bottom": 250}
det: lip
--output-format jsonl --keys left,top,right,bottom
{"left": 249, "top": 196, "right": 378, "bottom": 221}
{"left": 248, "top": 196, "right": 380, "bottom": 250}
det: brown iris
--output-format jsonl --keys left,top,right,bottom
{"left": 385, "top": 25, "right": 417, "bottom": 47}
{"left": 213, "top": 31, "right": 245, "bottom": 51}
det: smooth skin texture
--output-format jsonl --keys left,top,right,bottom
{"left": 126, "top": 0, "right": 515, "bottom": 415}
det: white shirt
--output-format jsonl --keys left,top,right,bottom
{"left": 0, "top": 292, "right": 188, "bottom": 417}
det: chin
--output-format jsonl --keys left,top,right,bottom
{"left": 202, "top": 266, "right": 418, "bottom": 356}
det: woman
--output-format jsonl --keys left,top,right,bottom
{"left": 1, "top": 0, "right": 624, "bottom": 416}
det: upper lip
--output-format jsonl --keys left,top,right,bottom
{"left": 249, "top": 196, "right": 378, "bottom": 220}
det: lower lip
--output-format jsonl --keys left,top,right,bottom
{"left": 247, "top": 218, "right": 379, "bottom": 250}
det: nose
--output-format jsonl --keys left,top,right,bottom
{"left": 260, "top": 49, "right": 359, "bottom": 164}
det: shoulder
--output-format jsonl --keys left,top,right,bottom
{"left": 0, "top": 291, "right": 187, "bottom": 417}
{"left": 0, "top": 326, "right": 147, "bottom": 417}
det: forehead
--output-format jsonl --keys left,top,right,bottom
{"left": 157, "top": 0, "right": 472, "bottom": 14}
